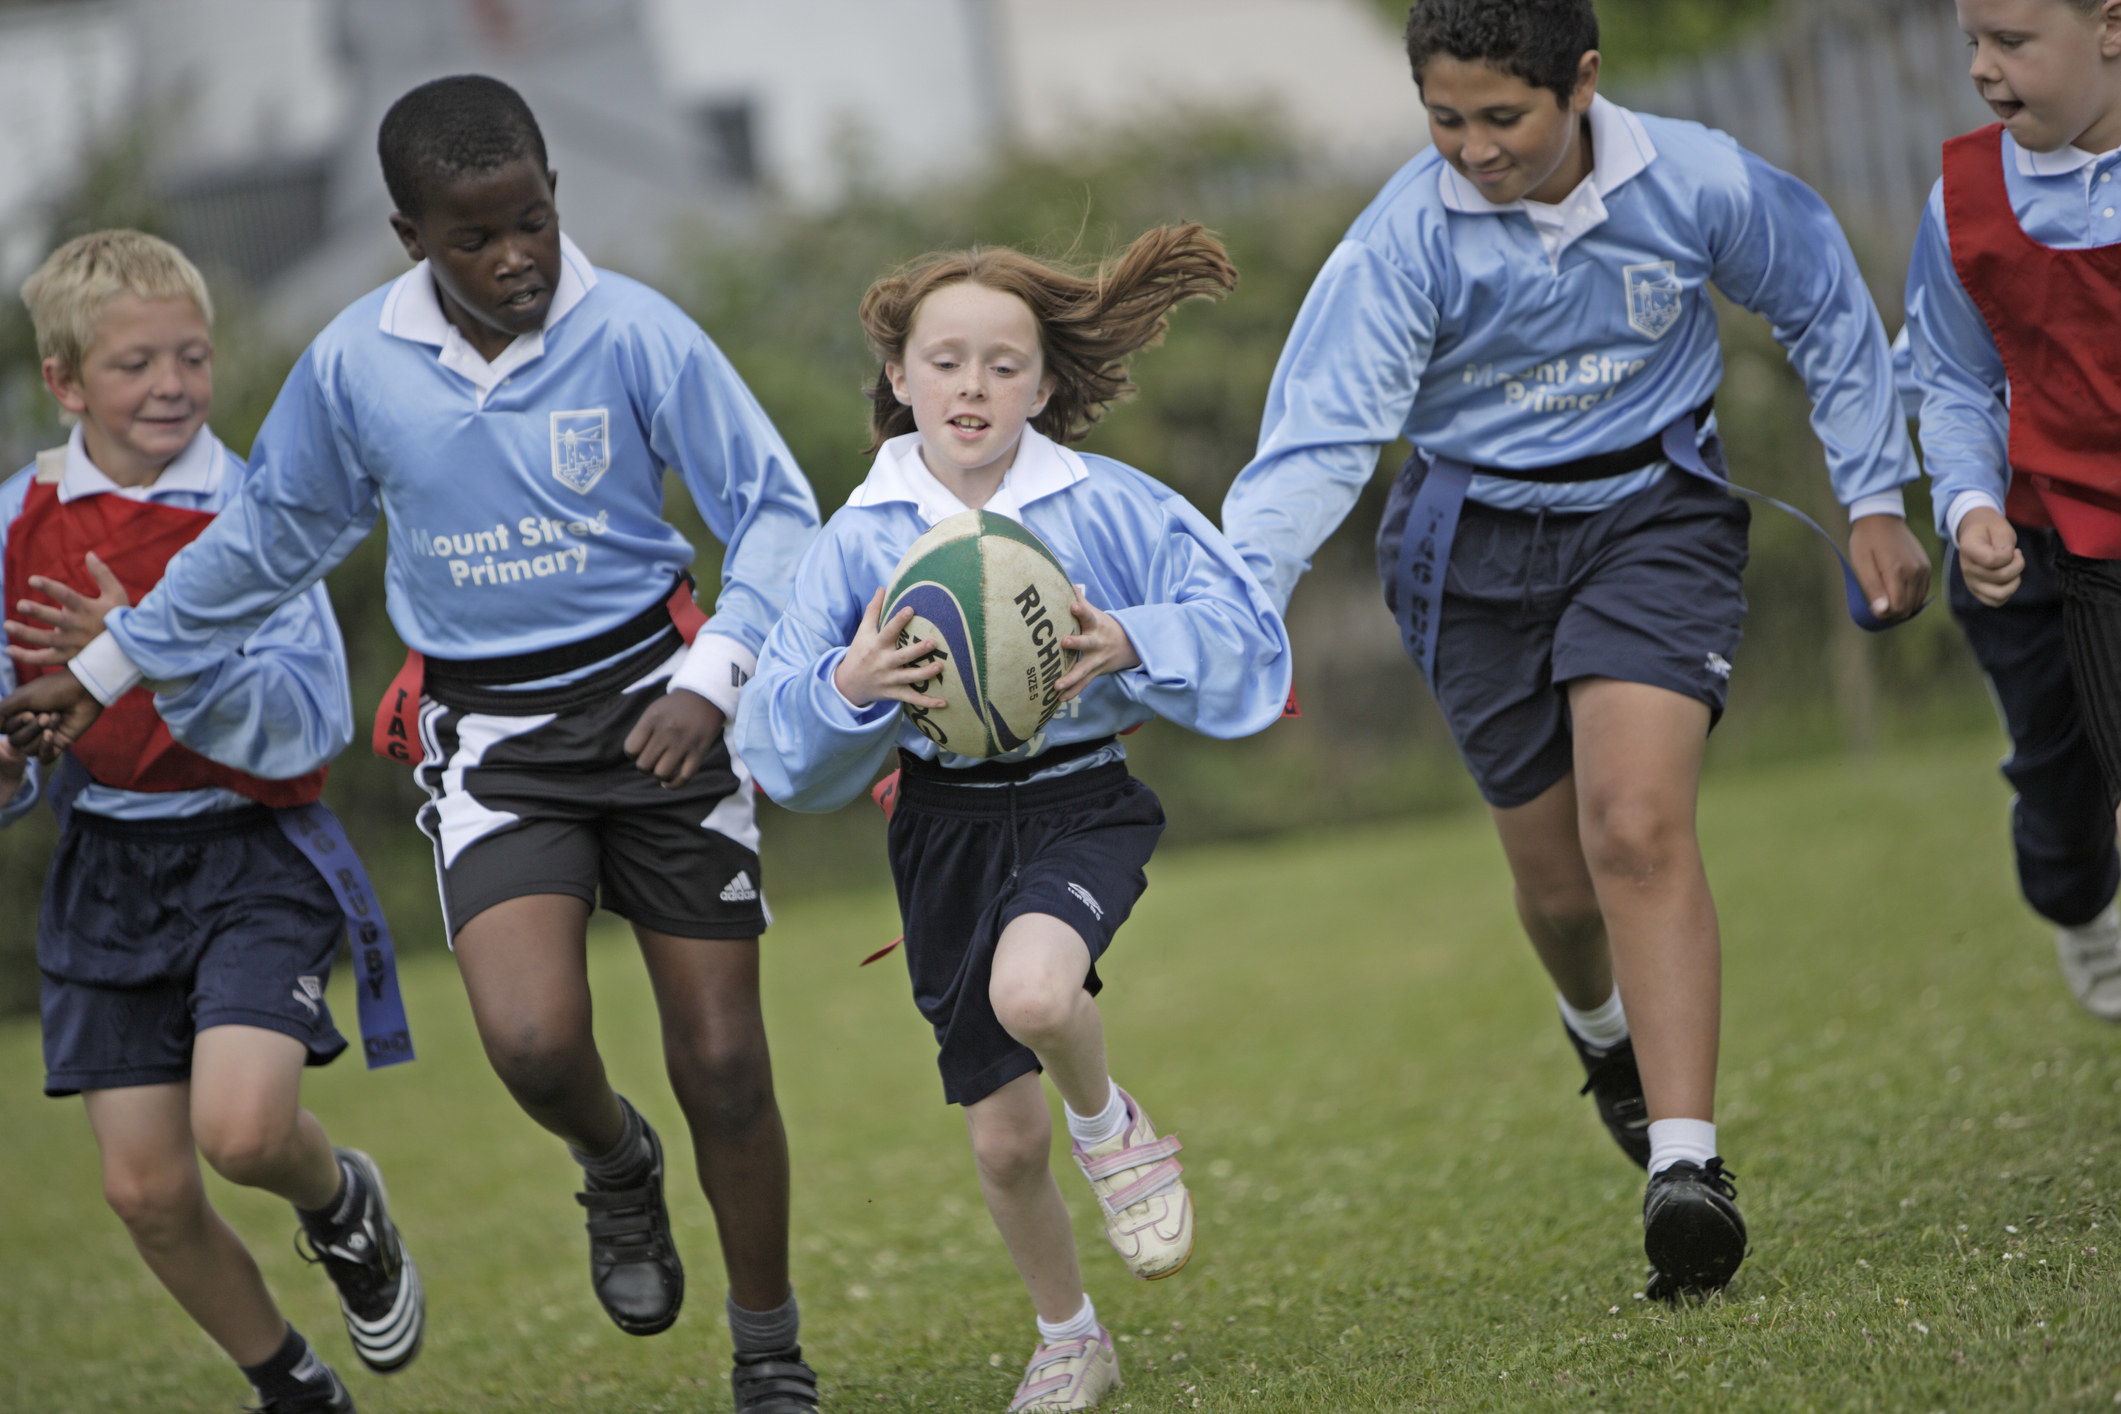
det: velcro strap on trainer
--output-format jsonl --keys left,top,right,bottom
{"left": 732, "top": 1358, "right": 820, "bottom": 1404}
{"left": 1009, "top": 1339, "right": 1097, "bottom": 1410}
{"left": 575, "top": 1188, "right": 665, "bottom": 1246}
{"left": 1080, "top": 1135, "right": 1184, "bottom": 1215}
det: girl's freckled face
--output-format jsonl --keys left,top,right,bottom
{"left": 887, "top": 282, "right": 1056, "bottom": 492}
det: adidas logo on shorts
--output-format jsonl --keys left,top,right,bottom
{"left": 720, "top": 870, "right": 759, "bottom": 903}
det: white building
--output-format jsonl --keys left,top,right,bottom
{"left": 0, "top": 0, "right": 1420, "bottom": 332}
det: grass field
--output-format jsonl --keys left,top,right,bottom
{"left": 5, "top": 734, "right": 2120, "bottom": 1412}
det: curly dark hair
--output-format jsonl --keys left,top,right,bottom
{"left": 378, "top": 75, "right": 549, "bottom": 220}
{"left": 859, "top": 224, "right": 1237, "bottom": 453}
{"left": 1403, "top": 0, "right": 1600, "bottom": 106}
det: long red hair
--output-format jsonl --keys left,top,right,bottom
{"left": 859, "top": 223, "right": 1237, "bottom": 453}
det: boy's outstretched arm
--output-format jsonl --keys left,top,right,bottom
{"left": 153, "top": 581, "right": 354, "bottom": 779}
{"left": 648, "top": 334, "right": 821, "bottom": 717}
{"left": 1707, "top": 148, "right": 1931, "bottom": 620}
{"left": 1221, "top": 240, "right": 1436, "bottom": 613}
{"left": 1097, "top": 492, "right": 1294, "bottom": 739}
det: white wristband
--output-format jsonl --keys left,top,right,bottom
{"left": 666, "top": 631, "right": 756, "bottom": 720}
{"left": 68, "top": 630, "right": 143, "bottom": 706}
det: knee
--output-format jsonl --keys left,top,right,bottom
{"left": 194, "top": 1113, "right": 296, "bottom": 1190}
{"left": 1580, "top": 793, "right": 1692, "bottom": 886}
{"left": 989, "top": 974, "right": 1078, "bottom": 1048}
{"left": 102, "top": 1160, "right": 202, "bottom": 1245}
{"left": 485, "top": 1027, "right": 596, "bottom": 1113}
{"left": 968, "top": 1112, "right": 1051, "bottom": 1190}
{"left": 665, "top": 1032, "right": 774, "bottom": 1138}
{"left": 1516, "top": 874, "right": 1602, "bottom": 934}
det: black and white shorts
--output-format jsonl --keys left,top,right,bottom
{"left": 414, "top": 640, "right": 768, "bottom": 940}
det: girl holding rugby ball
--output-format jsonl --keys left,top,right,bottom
{"left": 734, "top": 226, "right": 1290, "bottom": 1411}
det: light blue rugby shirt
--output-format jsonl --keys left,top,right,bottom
{"left": 0, "top": 425, "right": 352, "bottom": 826}
{"left": 1904, "top": 128, "right": 2121, "bottom": 542}
{"left": 733, "top": 429, "right": 1293, "bottom": 813}
{"left": 1222, "top": 96, "right": 1917, "bottom": 612}
{"left": 74, "top": 235, "right": 819, "bottom": 721}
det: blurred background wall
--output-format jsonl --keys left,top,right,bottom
{"left": 0, "top": 0, "right": 2000, "bottom": 1012}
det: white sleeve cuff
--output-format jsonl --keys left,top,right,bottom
{"left": 69, "top": 631, "right": 143, "bottom": 706}
{"left": 1946, "top": 490, "right": 2007, "bottom": 544}
{"left": 1846, "top": 489, "right": 1907, "bottom": 522}
{"left": 667, "top": 631, "right": 757, "bottom": 719}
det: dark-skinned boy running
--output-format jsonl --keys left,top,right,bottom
{"left": 3, "top": 75, "right": 826, "bottom": 1413}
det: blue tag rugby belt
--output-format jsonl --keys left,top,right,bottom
{"left": 1383, "top": 400, "right": 1926, "bottom": 686}
{"left": 47, "top": 758, "right": 413, "bottom": 1071}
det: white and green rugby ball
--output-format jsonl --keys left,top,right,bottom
{"left": 882, "top": 510, "right": 1080, "bottom": 759}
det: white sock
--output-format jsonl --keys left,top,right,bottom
{"left": 1647, "top": 1118, "right": 1717, "bottom": 1176}
{"left": 2062, "top": 903, "right": 2121, "bottom": 949}
{"left": 1558, "top": 987, "right": 1629, "bottom": 1050}
{"left": 1064, "top": 1083, "right": 1129, "bottom": 1149}
{"left": 1036, "top": 1293, "right": 1099, "bottom": 1345}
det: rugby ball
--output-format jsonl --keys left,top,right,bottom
{"left": 882, "top": 510, "right": 1080, "bottom": 759}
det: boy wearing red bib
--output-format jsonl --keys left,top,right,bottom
{"left": 1910, "top": 0, "right": 2121, "bottom": 801}
{"left": 1, "top": 232, "right": 421, "bottom": 1412}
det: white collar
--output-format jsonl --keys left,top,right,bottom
{"left": 377, "top": 231, "right": 598, "bottom": 403}
{"left": 845, "top": 427, "right": 1089, "bottom": 526}
{"left": 2011, "top": 131, "right": 2116, "bottom": 176}
{"left": 56, "top": 422, "right": 228, "bottom": 504}
{"left": 1437, "top": 95, "right": 1657, "bottom": 219}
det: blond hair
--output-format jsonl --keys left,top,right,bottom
{"left": 860, "top": 223, "right": 1237, "bottom": 453}
{"left": 20, "top": 230, "right": 214, "bottom": 378}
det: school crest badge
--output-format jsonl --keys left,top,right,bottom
{"left": 550, "top": 408, "right": 610, "bottom": 494}
{"left": 1623, "top": 261, "right": 1684, "bottom": 341}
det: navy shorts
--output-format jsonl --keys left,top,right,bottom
{"left": 40, "top": 806, "right": 348, "bottom": 1097}
{"left": 1384, "top": 461, "right": 1750, "bottom": 809}
{"left": 887, "top": 759, "right": 1165, "bottom": 1106}
{"left": 415, "top": 642, "right": 767, "bottom": 940}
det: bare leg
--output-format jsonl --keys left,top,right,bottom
{"left": 1489, "top": 774, "right": 1615, "bottom": 1011}
{"left": 453, "top": 893, "right": 627, "bottom": 1154}
{"left": 189, "top": 1026, "right": 342, "bottom": 1211}
{"left": 1567, "top": 677, "right": 1720, "bottom": 1123}
{"left": 83, "top": 1084, "right": 289, "bottom": 1366}
{"left": 964, "top": 1073, "right": 1087, "bottom": 1324}
{"left": 989, "top": 914, "right": 1110, "bottom": 1118}
{"left": 634, "top": 927, "right": 791, "bottom": 1312}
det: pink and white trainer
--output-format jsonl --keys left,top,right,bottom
{"left": 1070, "top": 1088, "right": 1193, "bottom": 1280}
{"left": 1006, "top": 1325, "right": 1121, "bottom": 1411}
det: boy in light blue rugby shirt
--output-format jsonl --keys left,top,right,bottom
{"left": 1221, "top": 0, "right": 1930, "bottom": 1300}
{"left": 3, "top": 77, "right": 825, "bottom": 1410}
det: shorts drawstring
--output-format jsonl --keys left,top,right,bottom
{"left": 1523, "top": 507, "right": 1549, "bottom": 616}
{"left": 1006, "top": 784, "right": 1022, "bottom": 880}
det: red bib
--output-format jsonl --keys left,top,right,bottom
{"left": 1942, "top": 123, "right": 2121, "bottom": 552}
{"left": 2, "top": 462, "right": 326, "bottom": 806}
